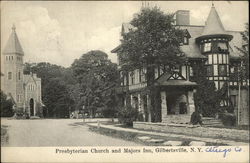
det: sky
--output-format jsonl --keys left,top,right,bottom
{"left": 1, "top": 1, "right": 249, "bottom": 67}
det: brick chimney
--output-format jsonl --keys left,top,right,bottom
{"left": 175, "top": 10, "right": 190, "bottom": 26}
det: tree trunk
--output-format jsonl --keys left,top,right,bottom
{"left": 146, "top": 64, "right": 156, "bottom": 122}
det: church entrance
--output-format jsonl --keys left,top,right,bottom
{"left": 30, "top": 98, "right": 34, "bottom": 116}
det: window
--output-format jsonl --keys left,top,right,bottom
{"left": 214, "top": 65, "right": 218, "bottom": 76}
{"left": 206, "top": 65, "right": 213, "bottom": 76}
{"left": 120, "top": 72, "right": 124, "bottom": 86}
{"left": 230, "top": 95, "right": 237, "bottom": 107}
{"left": 183, "top": 37, "right": 189, "bottom": 45}
{"left": 230, "top": 66, "right": 235, "bottom": 73}
{"left": 11, "top": 56, "right": 14, "bottom": 60}
{"left": 140, "top": 68, "right": 146, "bottom": 82}
{"left": 208, "top": 55, "right": 213, "bottom": 64}
{"left": 219, "top": 65, "right": 227, "bottom": 76}
{"left": 130, "top": 72, "right": 135, "bottom": 85}
{"left": 124, "top": 75, "right": 127, "bottom": 86}
{"left": 8, "top": 72, "right": 12, "bottom": 80}
{"left": 213, "top": 54, "right": 218, "bottom": 64}
{"left": 189, "top": 66, "right": 194, "bottom": 77}
{"left": 218, "top": 54, "right": 223, "bottom": 64}
{"left": 204, "top": 42, "right": 211, "bottom": 52}
{"left": 18, "top": 72, "right": 21, "bottom": 80}
{"left": 17, "top": 95, "right": 22, "bottom": 102}
{"left": 218, "top": 42, "right": 227, "bottom": 51}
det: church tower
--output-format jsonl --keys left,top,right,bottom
{"left": 196, "top": 4, "right": 233, "bottom": 90}
{"left": 2, "top": 25, "right": 24, "bottom": 108}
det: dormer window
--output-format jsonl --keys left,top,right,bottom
{"left": 217, "top": 42, "right": 228, "bottom": 52}
{"left": 204, "top": 42, "right": 211, "bottom": 52}
{"left": 183, "top": 36, "right": 189, "bottom": 45}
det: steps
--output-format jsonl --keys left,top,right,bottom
{"left": 202, "top": 117, "right": 223, "bottom": 127}
{"left": 30, "top": 116, "right": 40, "bottom": 119}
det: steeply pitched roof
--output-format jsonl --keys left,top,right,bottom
{"left": 23, "top": 73, "right": 41, "bottom": 85}
{"left": 3, "top": 25, "right": 24, "bottom": 55}
{"left": 179, "top": 25, "right": 206, "bottom": 59}
{"left": 179, "top": 24, "right": 243, "bottom": 59}
{"left": 202, "top": 5, "right": 227, "bottom": 36}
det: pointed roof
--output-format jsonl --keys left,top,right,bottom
{"left": 3, "top": 25, "right": 24, "bottom": 55}
{"left": 202, "top": 5, "right": 226, "bottom": 36}
{"left": 196, "top": 5, "right": 232, "bottom": 41}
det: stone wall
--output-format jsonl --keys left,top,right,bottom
{"left": 230, "top": 88, "right": 249, "bottom": 126}
{"left": 133, "top": 122, "right": 249, "bottom": 142}
{"left": 162, "top": 115, "right": 191, "bottom": 124}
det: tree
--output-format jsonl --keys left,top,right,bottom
{"left": 71, "top": 50, "right": 119, "bottom": 118}
{"left": 119, "top": 7, "right": 185, "bottom": 122}
{"left": 0, "top": 91, "right": 14, "bottom": 117}
{"left": 235, "top": 23, "right": 249, "bottom": 80}
{"left": 43, "top": 78, "right": 73, "bottom": 118}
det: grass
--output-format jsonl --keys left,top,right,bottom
{"left": 210, "top": 125, "right": 249, "bottom": 131}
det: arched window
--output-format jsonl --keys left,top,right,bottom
{"left": 8, "top": 72, "right": 12, "bottom": 80}
{"left": 18, "top": 71, "right": 21, "bottom": 80}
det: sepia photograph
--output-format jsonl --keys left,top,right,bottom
{"left": 0, "top": 0, "right": 249, "bottom": 162}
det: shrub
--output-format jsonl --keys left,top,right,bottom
{"left": 221, "top": 113, "right": 236, "bottom": 126}
{"left": 0, "top": 91, "right": 14, "bottom": 117}
{"left": 190, "top": 111, "right": 202, "bottom": 125}
{"left": 118, "top": 105, "right": 138, "bottom": 127}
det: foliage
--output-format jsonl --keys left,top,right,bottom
{"left": 193, "top": 62, "right": 234, "bottom": 117}
{"left": 43, "top": 78, "right": 73, "bottom": 118}
{"left": 0, "top": 91, "right": 14, "bottom": 117}
{"left": 118, "top": 105, "right": 139, "bottom": 127}
{"left": 190, "top": 111, "right": 202, "bottom": 125}
{"left": 71, "top": 50, "right": 119, "bottom": 118}
{"left": 120, "top": 7, "right": 185, "bottom": 70}
{"left": 194, "top": 80, "right": 219, "bottom": 117}
{"left": 119, "top": 7, "right": 185, "bottom": 122}
{"left": 235, "top": 23, "right": 249, "bottom": 80}
{"left": 193, "top": 62, "right": 220, "bottom": 117}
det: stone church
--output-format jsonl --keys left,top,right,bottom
{"left": 1, "top": 25, "right": 43, "bottom": 117}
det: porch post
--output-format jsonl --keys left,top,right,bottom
{"left": 140, "top": 94, "right": 145, "bottom": 121}
{"left": 188, "top": 90, "right": 195, "bottom": 115}
{"left": 130, "top": 94, "right": 133, "bottom": 107}
{"left": 160, "top": 91, "right": 167, "bottom": 122}
{"left": 147, "top": 94, "right": 151, "bottom": 122}
{"left": 138, "top": 93, "right": 141, "bottom": 112}
{"left": 33, "top": 100, "right": 36, "bottom": 116}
